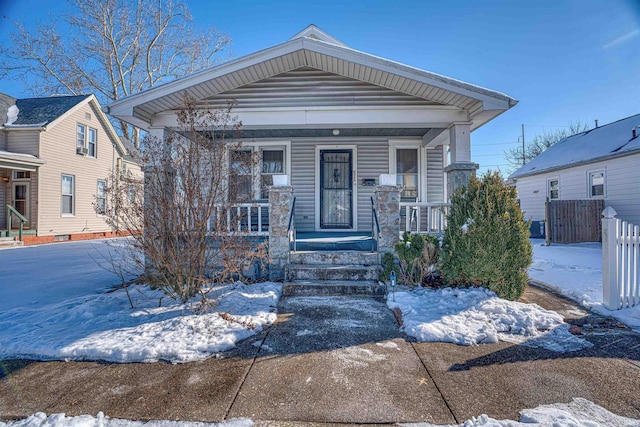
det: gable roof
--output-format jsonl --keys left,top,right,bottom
{"left": 6, "top": 95, "right": 91, "bottom": 127}
{"left": 510, "top": 114, "right": 640, "bottom": 179}
{"left": 107, "top": 25, "right": 517, "bottom": 131}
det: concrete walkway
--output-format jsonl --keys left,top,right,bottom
{"left": 1, "top": 285, "right": 640, "bottom": 425}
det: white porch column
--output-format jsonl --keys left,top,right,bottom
{"left": 445, "top": 121, "right": 478, "bottom": 199}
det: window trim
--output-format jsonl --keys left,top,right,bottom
{"left": 389, "top": 139, "right": 422, "bottom": 201}
{"left": 241, "top": 141, "right": 292, "bottom": 201}
{"left": 76, "top": 123, "right": 97, "bottom": 158}
{"left": 96, "top": 179, "right": 107, "bottom": 216}
{"left": 547, "top": 177, "right": 560, "bottom": 200}
{"left": 61, "top": 174, "right": 75, "bottom": 217}
{"left": 588, "top": 169, "right": 606, "bottom": 199}
{"left": 88, "top": 127, "right": 97, "bottom": 158}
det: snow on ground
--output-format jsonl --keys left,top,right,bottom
{"left": 3, "top": 398, "right": 638, "bottom": 427}
{"left": 387, "top": 287, "right": 592, "bottom": 352}
{"left": 0, "top": 239, "right": 281, "bottom": 363}
{"left": 0, "top": 239, "right": 136, "bottom": 312}
{"left": 529, "top": 239, "right": 640, "bottom": 332}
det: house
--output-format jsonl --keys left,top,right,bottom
{"left": 509, "top": 114, "right": 640, "bottom": 226}
{"left": 0, "top": 93, "right": 140, "bottom": 245}
{"left": 107, "top": 25, "right": 516, "bottom": 279}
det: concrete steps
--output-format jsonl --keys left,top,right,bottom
{"left": 282, "top": 280, "right": 386, "bottom": 297}
{"left": 0, "top": 237, "right": 23, "bottom": 248}
{"left": 285, "top": 250, "right": 382, "bottom": 296}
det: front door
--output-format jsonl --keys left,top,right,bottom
{"left": 320, "top": 149, "right": 353, "bottom": 229}
{"left": 12, "top": 182, "right": 29, "bottom": 227}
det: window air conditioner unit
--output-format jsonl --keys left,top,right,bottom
{"left": 77, "top": 146, "right": 88, "bottom": 155}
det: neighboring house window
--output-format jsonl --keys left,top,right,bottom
{"left": 128, "top": 185, "right": 136, "bottom": 203}
{"left": 77, "top": 124, "right": 86, "bottom": 150}
{"left": 396, "top": 148, "right": 418, "bottom": 200}
{"left": 548, "top": 179, "right": 559, "bottom": 200}
{"left": 61, "top": 174, "right": 75, "bottom": 215}
{"left": 77, "top": 124, "right": 97, "bottom": 157}
{"left": 589, "top": 171, "right": 605, "bottom": 198}
{"left": 230, "top": 150, "right": 253, "bottom": 202}
{"left": 88, "top": 128, "right": 97, "bottom": 157}
{"left": 96, "top": 180, "right": 107, "bottom": 215}
{"left": 13, "top": 171, "right": 31, "bottom": 180}
{"left": 260, "top": 149, "right": 285, "bottom": 199}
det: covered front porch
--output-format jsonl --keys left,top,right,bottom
{"left": 0, "top": 151, "right": 43, "bottom": 240}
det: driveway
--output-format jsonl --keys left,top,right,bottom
{"left": 1, "top": 286, "right": 639, "bottom": 425}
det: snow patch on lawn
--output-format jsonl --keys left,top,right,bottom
{"left": 403, "top": 398, "right": 640, "bottom": 426}
{"left": 529, "top": 239, "right": 640, "bottom": 332}
{"left": 0, "top": 282, "right": 281, "bottom": 363}
{"left": 0, "top": 413, "right": 253, "bottom": 427}
{"left": 4, "top": 398, "right": 638, "bottom": 427}
{"left": 388, "top": 287, "right": 593, "bottom": 352}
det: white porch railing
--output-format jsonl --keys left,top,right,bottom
{"left": 602, "top": 206, "right": 640, "bottom": 310}
{"left": 207, "top": 202, "right": 270, "bottom": 236}
{"left": 399, "top": 202, "right": 450, "bottom": 235}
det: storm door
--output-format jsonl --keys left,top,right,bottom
{"left": 12, "top": 182, "right": 29, "bottom": 227}
{"left": 320, "top": 150, "right": 353, "bottom": 229}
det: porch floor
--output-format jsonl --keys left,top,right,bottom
{"left": 294, "top": 231, "right": 374, "bottom": 252}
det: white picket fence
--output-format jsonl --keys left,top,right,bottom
{"left": 602, "top": 206, "right": 640, "bottom": 310}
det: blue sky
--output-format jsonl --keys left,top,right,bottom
{"left": 1, "top": 0, "right": 639, "bottom": 174}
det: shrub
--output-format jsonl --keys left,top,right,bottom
{"left": 379, "top": 232, "right": 440, "bottom": 287}
{"left": 440, "top": 171, "right": 532, "bottom": 300}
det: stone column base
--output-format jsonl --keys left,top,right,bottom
{"left": 445, "top": 162, "right": 479, "bottom": 199}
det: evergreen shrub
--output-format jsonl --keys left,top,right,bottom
{"left": 440, "top": 171, "right": 532, "bottom": 300}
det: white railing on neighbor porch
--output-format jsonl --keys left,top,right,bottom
{"left": 399, "top": 202, "right": 450, "bottom": 235}
{"left": 207, "top": 202, "right": 270, "bottom": 236}
{"left": 602, "top": 206, "right": 640, "bottom": 310}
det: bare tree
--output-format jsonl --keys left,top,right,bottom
{"left": 0, "top": 0, "right": 230, "bottom": 146}
{"left": 504, "top": 121, "right": 590, "bottom": 173}
{"left": 100, "top": 95, "right": 266, "bottom": 309}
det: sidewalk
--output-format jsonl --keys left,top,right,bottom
{"left": 1, "top": 285, "right": 639, "bottom": 425}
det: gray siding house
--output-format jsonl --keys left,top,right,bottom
{"left": 510, "top": 114, "right": 640, "bottom": 226}
{"left": 108, "top": 26, "right": 516, "bottom": 231}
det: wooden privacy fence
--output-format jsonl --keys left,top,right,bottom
{"left": 602, "top": 206, "right": 640, "bottom": 310}
{"left": 545, "top": 199, "right": 605, "bottom": 244}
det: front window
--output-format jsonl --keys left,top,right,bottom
{"left": 260, "top": 149, "right": 285, "bottom": 199}
{"left": 96, "top": 180, "right": 106, "bottom": 215}
{"left": 396, "top": 148, "right": 418, "bottom": 200}
{"left": 548, "top": 179, "right": 559, "bottom": 200}
{"left": 62, "top": 174, "right": 75, "bottom": 215}
{"left": 230, "top": 150, "right": 253, "bottom": 202}
{"left": 77, "top": 124, "right": 86, "bottom": 149}
{"left": 589, "top": 171, "right": 605, "bottom": 198}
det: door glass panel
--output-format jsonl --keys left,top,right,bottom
{"left": 320, "top": 150, "right": 352, "bottom": 229}
{"left": 14, "top": 185, "right": 27, "bottom": 217}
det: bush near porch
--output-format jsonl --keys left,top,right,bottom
{"left": 441, "top": 171, "right": 532, "bottom": 300}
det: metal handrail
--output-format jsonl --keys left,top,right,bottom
{"left": 370, "top": 197, "right": 381, "bottom": 252}
{"left": 287, "top": 197, "right": 297, "bottom": 252}
{"left": 6, "top": 204, "right": 27, "bottom": 241}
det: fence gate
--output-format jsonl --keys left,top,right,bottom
{"left": 545, "top": 199, "right": 605, "bottom": 244}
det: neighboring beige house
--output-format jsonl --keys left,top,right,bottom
{"left": 0, "top": 93, "right": 140, "bottom": 245}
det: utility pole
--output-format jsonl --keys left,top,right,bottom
{"left": 521, "top": 124, "right": 525, "bottom": 166}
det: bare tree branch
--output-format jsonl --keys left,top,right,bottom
{"left": 0, "top": 0, "right": 231, "bottom": 147}
{"left": 504, "top": 121, "right": 591, "bottom": 174}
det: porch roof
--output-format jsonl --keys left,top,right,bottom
{"left": 0, "top": 150, "right": 45, "bottom": 171}
{"left": 107, "top": 25, "right": 517, "bottom": 134}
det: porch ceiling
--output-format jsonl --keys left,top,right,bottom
{"left": 0, "top": 150, "right": 45, "bottom": 171}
